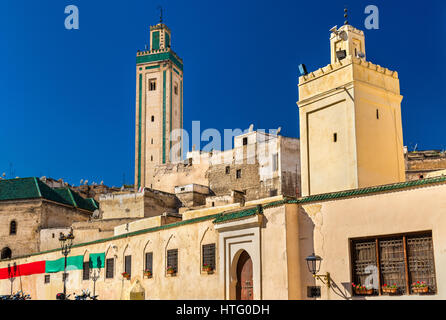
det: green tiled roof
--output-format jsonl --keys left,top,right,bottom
{"left": 0, "top": 177, "right": 97, "bottom": 212}
{"left": 54, "top": 188, "right": 99, "bottom": 212}
{"left": 213, "top": 206, "right": 262, "bottom": 224}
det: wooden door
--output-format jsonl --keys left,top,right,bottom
{"left": 236, "top": 251, "right": 253, "bottom": 300}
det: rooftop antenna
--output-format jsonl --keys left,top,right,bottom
{"left": 157, "top": 5, "right": 163, "bottom": 24}
{"left": 344, "top": 8, "right": 348, "bottom": 25}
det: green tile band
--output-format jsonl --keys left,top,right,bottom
{"left": 138, "top": 73, "right": 142, "bottom": 188}
{"left": 163, "top": 70, "right": 166, "bottom": 164}
{"left": 137, "top": 51, "right": 183, "bottom": 71}
{"left": 170, "top": 69, "right": 173, "bottom": 152}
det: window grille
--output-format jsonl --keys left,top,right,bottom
{"left": 145, "top": 252, "right": 153, "bottom": 272}
{"left": 351, "top": 240, "right": 377, "bottom": 292}
{"left": 407, "top": 235, "right": 436, "bottom": 293}
{"left": 83, "top": 261, "right": 90, "bottom": 280}
{"left": 125, "top": 255, "right": 132, "bottom": 277}
{"left": 351, "top": 232, "right": 436, "bottom": 296}
{"left": 106, "top": 258, "right": 114, "bottom": 279}
{"left": 9, "top": 221, "right": 17, "bottom": 235}
{"left": 379, "top": 238, "right": 406, "bottom": 294}
{"left": 167, "top": 249, "right": 178, "bottom": 273}
{"left": 202, "top": 244, "right": 216, "bottom": 271}
{"left": 149, "top": 79, "right": 156, "bottom": 91}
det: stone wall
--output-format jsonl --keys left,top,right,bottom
{"left": 0, "top": 200, "right": 90, "bottom": 259}
{"left": 405, "top": 150, "right": 446, "bottom": 181}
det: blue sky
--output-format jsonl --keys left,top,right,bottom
{"left": 0, "top": 0, "right": 445, "bottom": 187}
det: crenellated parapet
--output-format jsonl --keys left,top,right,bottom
{"left": 299, "top": 56, "right": 398, "bottom": 85}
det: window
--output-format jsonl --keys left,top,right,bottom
{"left": 125, "top": 255, "right": 132, "bottom": 278}
{"left": 106, "top": 258, "right": 114, "bottom": 279}
{"left": 151, "top": 116, "right": 155, "bottom": 122}
{"left": 174, "top": 84, "right": 178, "bottom": 95}
{"left": 145, "top": 252, "right": 153, "bottom": 273}
{"left": 351, "top": 232, "right": 436, "bottom": 296}
{"left": 236, "top": 169, "right": 242, "bottom": 179}
{"left": 272, "top": 153, "right": 278, "bottom": 172}
{"left": 9, "top": 221, "right": 17, "bottom": 235}
{"left": 1, "top": 247, "right": 11, "bottom": 260}
{"left": 151, "top": 138, "right": 154, "bottom": 145}
{"left": 149, "top": 79, "right": 156, "bottom": 91}
{"left": 167, "top": 249, "right": 178, "bottom": 273}
{"left": 202, "top": 244, "right": 216, "bottom": 271}
{"left": 83, "top": 261, "right": 90, "bottom": 280}
{"left": 376, "top": 109, "right": 379, "bottom": 119}
{"left": 225, "top": 166, "right": 230, "bottom": 174}
{"left": 243, "top": 137, "right": 248, "bottom": 146}
{"left": 333, "top": 133, "right": 338, "bottom": 143}
{"left": 44, "top": 275, "right": 50, "bottom": 284}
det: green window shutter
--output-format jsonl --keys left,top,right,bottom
{"left": 152, "top": 31, "right": 160, "bottom": 50}
{"left": 165, "top": 32, "right": 170, "bottom": 48}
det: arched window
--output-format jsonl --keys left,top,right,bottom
{"left": 10, "top": 221, "right": 17, "bottom": 235}
{"left": 1, "top": 247, "right": 12, "bottom": 260}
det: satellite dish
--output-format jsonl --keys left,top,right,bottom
{"left": 249, "top": 124, "right": 254, "bottom": 132}
{"left": 277, "top": 127, "right": 282, "bottom": 135}
{"left": 92, "top": 210, "right": 100, "bottom": 219}
{"left": 298, "top": 64, "right": 308, "bottom": 76}
{"left": 339, "top": 31, "right": 348, "bottom": 41}
{"left": 329, "top": 25, "right": 338, "bottom": 34}
{"left": 357, "top": 51, "right": 365, "bottom": 59}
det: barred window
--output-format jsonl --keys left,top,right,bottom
{"left": 202, "top": 244, "right": 216, "bottom": 271}
{"left": 9, "top": 221, "right": 17, "bottom": 235}
{"left": 83, "top": 261, "right": 90, "bottom": 280}
{"left": 167, "top": 249, "right": 178, "bottom": 273}
{"left": 106, "top": 258, "right": 114, "bottom": 279}
{"left": 44, "top": 275, "right": 50, "bottom": 284}
{"left": 351, "top": 232, "right": 436, "bottom": 296}
{"left": 149, "top": 79, "right": 156, "bottom": 91}
{"left": 125, "top": 255, "right": 132, "bottom": 277}
{"left": 145, "top": 252, "right": 153, "bottom": 273}
{"left": 407, "top": 235, "right": 437, "bottom": 293}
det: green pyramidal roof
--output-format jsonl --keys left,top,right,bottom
{"left": 0, "top": 177, "right": 97, "bottom": 212}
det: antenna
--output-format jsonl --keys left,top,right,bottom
{"left": 157, "top": 5, "right": 163, "bottom": 24}
{"left": 344, "top": 8, "right": 348, "bottom": 25}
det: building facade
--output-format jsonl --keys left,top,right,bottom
{"left": 0, "top": 19, "right": 445, "bottom": 301}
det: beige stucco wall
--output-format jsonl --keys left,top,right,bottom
{"left": 0, "top": 198, "right": 297, "bottom": 300}
{"left": 300, "top": 182, "right": 446, "bottom": 300}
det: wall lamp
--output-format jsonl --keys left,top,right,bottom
{"left": 305, "top": 253, "right": 331, "bottom": 288}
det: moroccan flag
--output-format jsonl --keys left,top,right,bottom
{"left": 0, "top": 261, "right": 45, "bottom": 280}
{"left": 45, "top": 256, "right": 84, "bottom": 273}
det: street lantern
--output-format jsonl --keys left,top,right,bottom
{"left": 305, "top": 253, "right": 322, "bottom": 275}
{"left": 305, "top": 253, "right": 330, "bottom": 288}
{"left": 59, "top": 229, "right": 75, "bottom": 300}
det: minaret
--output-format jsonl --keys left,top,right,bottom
{"left": 135, "top": 18, "right": 184, "bottom": 190}
{"left": 297, "top": 17, "right": 405, "bottom": 196}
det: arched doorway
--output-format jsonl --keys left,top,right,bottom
{"left": 1, "top": 247, "right": 12, "bottom": 260}
{"left": 236, "top": 250, "right": 253, "bottom": 300}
